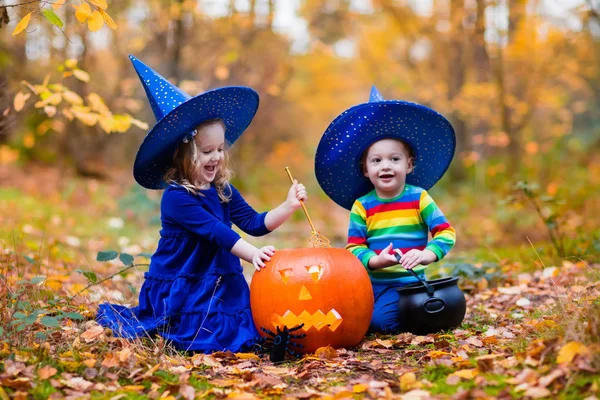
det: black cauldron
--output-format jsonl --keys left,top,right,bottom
{"left": 395, "top": 255, "right": 466, "bottom": 335}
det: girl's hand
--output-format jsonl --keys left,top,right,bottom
{"left": 252, "top": 246, "right": 276, "bottom": 271}
{"left": 368, "top": 243, "right": 402, "bottom": 269}
{"left": 286, "top": 180, "right": 307, "bottom": 210}
{"left": 400, "top": 249, "right": 437, "bottom": 270}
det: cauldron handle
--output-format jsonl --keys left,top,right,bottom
{"left": 394, "top": 253, "right": 435, "bottom": 296}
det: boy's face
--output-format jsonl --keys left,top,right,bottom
{"left": 363, "top": 138, "right": 414, "bottom": 198}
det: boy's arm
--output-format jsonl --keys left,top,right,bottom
{"left": 419, "top": 190, "right": 456, "bottom": 261}
{"left": 346, "top": 200, "right": 377, "bottom": 268}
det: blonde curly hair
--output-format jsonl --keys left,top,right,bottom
{"left": 164, "top": 119, "right": 233, "bottom": 202}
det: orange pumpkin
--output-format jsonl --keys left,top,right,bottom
{"left": 250, "top": 248, "right": 374, "bottom": 353}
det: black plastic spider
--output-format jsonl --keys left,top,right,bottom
{"left": 256, "top": 323, "right": 306, "bottom": 362}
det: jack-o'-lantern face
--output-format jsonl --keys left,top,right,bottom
{"left": 250, "top": 248, "right": 373, "bottom": 353}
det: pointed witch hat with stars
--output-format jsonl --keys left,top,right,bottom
{"left": 314, "top": 86, "right": 456, "bottom": 210}
{"left": 129, "top": 55, "right": 259, "bottom": 190}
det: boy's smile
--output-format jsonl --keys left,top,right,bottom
{"left": 363, "top": 138, "right": 414, "bottom": 198}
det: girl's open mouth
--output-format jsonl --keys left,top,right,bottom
{"left": 379, "top": 174, "right": 394, "bottom": 179}
{"left": 205, "top": 165, "right": 216, "bottom": 172}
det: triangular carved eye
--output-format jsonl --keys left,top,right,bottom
{"left": 306, "top": 265, "right": 323, "bottom": 283}
{"left": 278, "top": 268, "right": 292, "bottom": 284}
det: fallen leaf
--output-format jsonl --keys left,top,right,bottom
{"left": 80, "top": 325, "right": 104, "bottom": 343}
{"left": 315, "top": 346, "right": 337, "bottom": 360}
{"left": 353, "top": 384, "right": 368, "bottom": 393}
{"left": 524, "top": 387, "right": 551, "bottom": 398}
{"left": 37, "top": 365, "right": 57, "bottom": 380}
{"left": 399, "top": 372, "right": 418, "bottom": 392}
{"left": 557, "top": 341, "right": 590, "bottom": 365}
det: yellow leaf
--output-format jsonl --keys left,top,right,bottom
{"left": 23, "top": 133, "right": 35, "bottom": 148}
{"left": 557, "top": 341, "right": 590, "bottom": 365}
{"left": 87, "top": 10, "right": 104, "bottom": 31}
{"left": 234, "top": 353, "right": 260, "bottom": 361}
{"left": 111, "top": 115, "right": 132, "bottom": 132}
{"left": 98, "top": 8, "right": 117, "bottom": 29}
{"left": 38, "top": 365, "right": 57, "bottom": 380}
{"left": 0, "top": 146, "right": 20, "bottom": 165}
{"left": 352, "top": 384, "right": 367, "bottom": 393}
{"left": 89, "top": 0, "right": 108, "bottom": 9}
{"left": 451, "top": 369, "right": 478, "bottom": 379}
{"left": 72, "top": 110, "right": 97, "bottom": 126}
{"left": 65, "top": 58, "right": 78, "bottom": 69}
{"left": 45, "top": 92, "right": 62, "bottom": 105}
{"left": 399, "top": 372, "right": 418, "bottom": 392}
{"left": 315, "top": 346, "right": 337, "bottom": 360}
{"left": 62, "top": 108, "right": 74, "bottom": 120}
{"left": 73, "top": 3, "right": 92, "bottom": 23}
{"left": 87, "top": 93, "right": 109, "bottom": 114}
{"left": 44, "top": 106, "right": 57, "bottom": 117}
{"left": 62, "top": 90, "right": 83, "bottom": 105}
{"left": 13, "top": 92, "right": 31, "bottom": 112}
{"left": 12, "top": 12, "right": 32, "bottom": 36}
{"left": 98, "top": 115, "right": 113, "bottom": 133}
{"left": 52, "top": 0, "right": 66, "bottom": 10}
{"left": 73, "top": 69, "right": 90, "bottom": 83}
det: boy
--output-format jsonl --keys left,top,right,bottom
{"left": 315, "top": 86, "right": 456, "bottom": 333}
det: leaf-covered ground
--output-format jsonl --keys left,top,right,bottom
{"left": 1, "top": 169, "right": 599, "bottom": 399}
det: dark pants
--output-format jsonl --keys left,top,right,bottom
{"left": 369, "top": 275, "right": 422, "bottom": 334}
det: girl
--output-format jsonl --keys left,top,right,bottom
{"left": 97, "top": 56, "right": 307, "bottom": 353}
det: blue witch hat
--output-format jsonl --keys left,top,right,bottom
{"left": 314, "top": 86, "right": 456, "bottom": 210}
{"left": 130, "top": 55, "right": 259, "bottom": 190}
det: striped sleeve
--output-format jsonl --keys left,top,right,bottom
{"left": 346, "top": 200, "right": 377, "bottom": 268}
{"left": 419, "top": 190, "right": 456, "bottom": 261}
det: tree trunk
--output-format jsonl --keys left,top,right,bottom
{"left": 169, "top": 0, "right": 185, "bottom": 84}
{"left": 447, "top": 0, "right": 469, "bottom": 181}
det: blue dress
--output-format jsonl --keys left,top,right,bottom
{"left": 97, "top": 184, "right": 270, "bottom": 352}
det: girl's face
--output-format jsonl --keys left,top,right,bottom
{"left": 363, "top": 138, "right": 414, "bottom": 198}
{"left": 194, "top": 122, "right": 226, "bottom": 184}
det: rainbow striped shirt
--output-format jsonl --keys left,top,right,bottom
{"left": 346, "top": 184, "right": 456, "bottom": 283}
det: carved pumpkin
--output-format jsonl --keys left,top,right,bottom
{"left": 250, "top": 248, "right": 374, "bottom": 353}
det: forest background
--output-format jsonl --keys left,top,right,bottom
{"left": 0, "top": 0, "right": 599, "bottom": 398}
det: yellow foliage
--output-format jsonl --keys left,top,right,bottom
{"left": 352, "top": 384, "right": 367, "bottom": 393}
{"left": 52, "top": 0, "right": 66, "bottom": 10}
{"left": 73, "top": 69, "right": 90, "bottom": 83}
{"left": 99, "top": 8, "right": 117, "bottom": 30}
{"left": 63, "top": 90, "right": 83, "bottom": 105}
{"left": 87, "top": 93, "right": 110, "bottom": 115}
{"left": 23, "top": 133, "right": 35, "bottom": 148}
{"left": 89, "top": 0, "right": 108, "bottom": 10}
{"left": 72, "top": 109, "right": 98, "bottom": 126}
{"left": 0, "top": 146, "right": 19, "bottom": 164}
{"left": 73, "top": 3, "right": 93, "bottom": 23}
{"left": 13, "top": 92, "right": 31, "bottom": 112}
{"left": 87, "top": 10, "right": 105, "bottom": 31}
{"left": 12, "top": 12, "right": 32, "bottom": 36}
{"left": 557, "top": 341, "right": 590, "bottom": 365}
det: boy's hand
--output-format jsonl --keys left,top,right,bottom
{"left": 368, "top": 243, "right": 403, "bottom": 269}
{"left": 253, "top": 246, "right": 276, "bottom": 271}
{"left": 285, "top": 180, "right": 307, "bottom": 210}
{"left": 400, "top": 249, "right": 437, "bottom": 270}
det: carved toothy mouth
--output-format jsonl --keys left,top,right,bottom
{"left": 271, "top": 309, "right": 342, "bottom": 331}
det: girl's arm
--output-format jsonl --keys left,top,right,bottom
{"left": 230, "top": 238, "right": 275, "bottom": 271}
{"left": 264, "top": 180, "right": 307, "bottom": 231}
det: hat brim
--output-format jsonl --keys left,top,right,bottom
{"left": 315, "top": 101, "right": 455, "bottom": 210}
{"left": 133, "top": 86, "right": 259, "bottom": 190}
